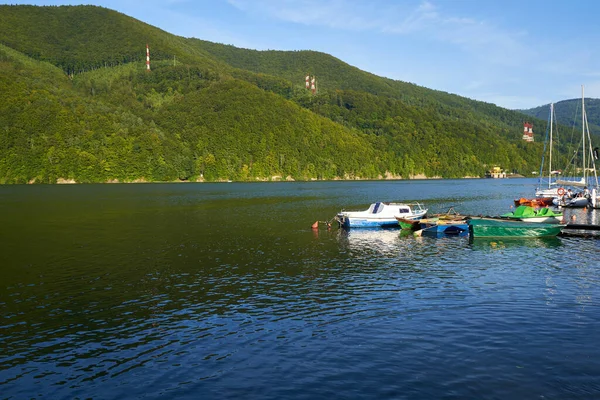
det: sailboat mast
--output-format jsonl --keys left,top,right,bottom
{"left": 582, "top": 85, "right": 586, "bottom": 182}
{"left": 549, "top": 103, "right": 553, "bottom": 189}
{"left": 583, "top": 87, "right": 600, "bottom": 190}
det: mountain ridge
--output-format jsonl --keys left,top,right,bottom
{"left": 0, "top": 4, "right": 583, "bottom": 184}
{"left": 518, "top": 98, "right": 600, "bottom": 138}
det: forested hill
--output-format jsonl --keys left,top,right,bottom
{"left": 518, "top": 98, "right": 600, "bottom": 138}
{"left": 192, "top": 39, "right": 515, "bottom": 119}
{"left": 0, "top": 4, "right": 553, "bottom": 184}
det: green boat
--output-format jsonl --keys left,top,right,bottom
{"left": 468, "top": 218, "right": 565, "bottom": 238}
{"left": 396, "top": 216, "right": 421, "bottom": 230}
{"left": 500, "top": 205, "right": 563, "bottom": 223}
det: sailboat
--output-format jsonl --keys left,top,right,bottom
{"left": 554, "top": 85, "right": 600, "bottom": 207}
{"left": 535, "top": 102, "right": 560, "bottom": 198}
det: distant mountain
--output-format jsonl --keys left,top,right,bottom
{"left": 0, "top": 4, "right": 570, "bottom": 183}
{"left": 518, "top": 98, "right": 600, "bottom": 138}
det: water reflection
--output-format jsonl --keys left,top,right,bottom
{"left": 336, "top": 226, "right": 567, "bottom": 255}
{"left": 336, "top": 228, "right": 404, "bottom": 255}
{"left": 469, "top": 236, "right": 563, "bottom": 250}
{"left": 335, "top": 227, "right": 472, "bottom": 260}
{"left": 559, "top": 207, "right": 600, "bottom": 225}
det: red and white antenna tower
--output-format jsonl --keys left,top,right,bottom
{"left": 146, "top": 44, "right": 151, "bottom": 71}
{"left": 305, "top": 74, "right": 310, "bottom": 89}
{"left": 311, "top": 76, "right": 316, "bottom": 94}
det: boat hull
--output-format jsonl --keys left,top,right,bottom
{"left": 396, "top": 217, "right": 421, "bottom": 230}
{"left": 555, "top": 197, "right": 591, "bottom": 208}
{"left": 420, "top": 219, "right": 469, "bottom": 235}
{"left": 502, "top": 205, "right": 563, "bottom": 224}
{"left": 339, "top": 217, "right": 403, "bottom": 228}
{"left": 425, "top": 224, "right": 469, "bottom": 235}
{"left": 468, "top": 218, "right": 564, "bottom": 238}
{"left": 337, "top": 202, "right": 427, "bottom": 229}
{"left": 514, "top": 197, "right": 554, "bottom": 207}
{"left": 535, "top": 188, "right": 559, "bottom": 198}
{"left": 517, "top": 216, "right": 562, "bottom": 224}
{"left": 422, "top": 229, "right": 469, "bottom": 238}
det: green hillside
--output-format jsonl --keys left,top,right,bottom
{"left": 518, "top": 98, "right": 600, "bottom": 139}
{"left": 0, "top": 5, "right": 225, "bottom": 74}
{"left": 0, "top": 4, "right": 558, "bottom": 184}
{"left": 191, "top": 39, "right": 527, "bottom": 126}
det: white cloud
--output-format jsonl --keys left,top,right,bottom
{"left": 227, "top": 0, "right": 382, "bottom": 31}
{"left": 227, "top": 0, "right": 533, "bottom": 68}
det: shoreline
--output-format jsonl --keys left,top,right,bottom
{"left": 34, "top": 174, "right": 527, "bottom": 184}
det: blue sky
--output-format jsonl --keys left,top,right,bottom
{"left": 5, "top": 0, "right": 600, "bottom": 109}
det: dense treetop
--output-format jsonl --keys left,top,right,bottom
{"left": 1, "top": 4, "right": 593, "bottom": 184}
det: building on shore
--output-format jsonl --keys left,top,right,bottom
{"left": 485, "top": 166, "right": 507, "bottom": 178}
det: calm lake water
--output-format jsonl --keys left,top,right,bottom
{"left": 2, "top": 178, "right": 600, "bottom": 399}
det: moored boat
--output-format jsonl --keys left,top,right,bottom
{"left": 554, "top": 192, "right": 592, "bottom": 208}
{"left": 501, "top": 205, "right": 563, "bottom": 223}
{"left": 514, "top": 197, "right": 554, "bottom": 208}
{"left": 535, "top": 103, "right": 561, "bottom": 201}
{"left": 418, "top": 218, "right": 469, "bottom": 236}
{"left": 396, "top": 216, "right": 421, "bottom": 230}
{"left": 553, "top": 86, "right": 600, "bottom": 207}
{"left": 337, "top": 201, "right": 427, "bottom": 228}
{"left": 397, "top": 206, "right": 462, "bottom": 230}
{"left": 468, "top": 218, "right": 565, "bottom": 238}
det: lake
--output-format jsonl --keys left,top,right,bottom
{"left": 2, "top": 178, "right": 600, "bottom": 399}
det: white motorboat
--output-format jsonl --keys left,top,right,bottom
{"left": 336, "top": 201, "right": 427, "bottom": 228}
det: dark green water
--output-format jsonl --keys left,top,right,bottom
{"left": 2, "top": 179, "right": 600, "bottom": 399}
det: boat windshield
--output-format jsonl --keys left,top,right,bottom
{"left": 370, "top": 202, "right": 383, "bottom": 214}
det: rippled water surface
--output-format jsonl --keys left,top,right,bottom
{"left": 2, "top": 179, "right": 600, "bottom": 399}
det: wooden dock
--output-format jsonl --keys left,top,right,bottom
{"left": 560, "top": 223, "right": 600, "bottom": 237}
{"left": 564, "top": 223, "right": 600, "bottom": 231}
